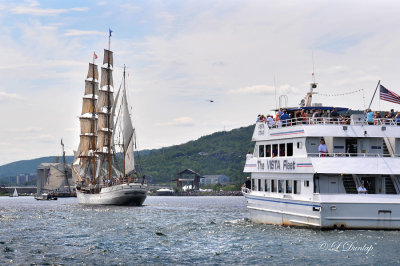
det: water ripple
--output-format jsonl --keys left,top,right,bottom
{"left": 1, "top": 196, "right": 400, "bottom": 264}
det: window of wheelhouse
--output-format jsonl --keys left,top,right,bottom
{"left": 259, "top": 145, "right": 265, "bottom": 157}
{"left": 278, "top": 180, "right": 284, "bottom": 193}
{"left": 287, "top": 143, "right": 293, "bottom": 156}
{"left": 297, "top": 141, "right": 302, "bottom": 149}
{"left": 286, "top": 180, "right": 292, "bottom": 193}
{"left": 279, "top": 143, "right": 285, "bottom": 157}
{"left": 264, "top": 179, "right": 270, "bottom": 192}
{"left": 252, "top": 179, "right": 255, "bottom": 190}
{"left": 258, "top": 179, "right": 262, "bottom": 191}
{"left": 266, "top": 145, "right": 271, "bottom": 157}
{"left": 272, "top": 144, "right": 278, "bottom": 157}
{"left": 293, "top": 180, "right": 301, "bottom": 194}
{"left": 271, "top": 179, "right": 277, "bottom": 192}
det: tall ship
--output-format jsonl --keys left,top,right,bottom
{"left": 242, "top": 82, "right": 400, "bottom": 229}
{"left": 73, "top": 34, "right": 147, "bottom": 206}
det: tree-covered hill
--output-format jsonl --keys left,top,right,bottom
{"left": 0, "top": 124, "right": 255, "bottom": 184}
{"left": 137, "top": 124, "right": 254, "bottom": 184}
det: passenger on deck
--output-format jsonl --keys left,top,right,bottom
{"left": 396, "top": 112, "right": 400, "bottom": 125}
{"left": 366, "top": 109, "right": 375, "bottom": 125}
{"left": 357, "top": 181, "right": 368, "bottom": 194}
{"left": 242, "top": 176, "right": 251, "bottom": 190}
{"left": 344, "top": 111, "right": 351, "bottom": 125}
{"left": 300, "top": 110, "right": 308, "bottom": 124}
{"left": 280, "top": 111, "right": 290, "bottom": 127}
{"left": 330, "top": 107, "right": 341, "bottom": 124}
{"left": 246, "top": 151, "right": 253, "bottom": 159}
{"left": 390, "top": 109, "right": 396, "bottom": 119}
{"left": 312, "top": 109, "right": 320, "bottom": 123}
{"left": 318, "top": 139, "right": 328, "bottom": 157}
{"left": 275, "top": 113, "right": 282, "bottom": 128}
{"left": 266, "top": 115, "right": 274, "bottom": 128}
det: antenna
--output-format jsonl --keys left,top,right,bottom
{"left": 312, "top": 50, "right": 316, "bottom": 84}
{"left": 274, "top": 76, "right": 277, "bottom": 110}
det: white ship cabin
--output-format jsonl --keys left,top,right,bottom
{"left": 244, "top": 107, "right": 400, "bottom": 200}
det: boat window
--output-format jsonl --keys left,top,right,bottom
{"left": 252, "top": 179, "right": 255, "bottom": 190}
{"left": 266, "top": 145, "right": 271, "bottom": 157}
{"left": 278, "top": 180, "right": 284, "bottom": 193}
{"left": 265, "top": 179, "right": 270, "bottom": 192}
{"left": 293, "top": 180, "right": 301, "bottom": 194}
{"left": 259, "top": 145, "right": 265, "bottom": 157}
{"left": 279, "top": 143, "right": 285, "bottom": 157}
{"left": 271, "top": 180, "right": 277, "bottom": 192}
{"left": 272, "top": 144, "right": 278, "bottom": 157}
{"left": 304, "top": 180, "right": 310, "bottom": 187}
{"left": 258, "top": 179, "right": 262, "bottom": 191}
{"left": 287, "top": 143, "right": 293, "bottom": 156}
{"left": 286, "top": 180, "right": 292, "bottom": 193}
{"left": 297, "top": 142, "right": 302, "bottom": 149}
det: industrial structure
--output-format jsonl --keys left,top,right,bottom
{"left": 36, "top": 163, "right": 75, "bottom": 196}
{"left": 200, "top": 175, "right": 231, "bottom": 185}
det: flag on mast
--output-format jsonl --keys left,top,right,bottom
{"left": 93, "top": 52, "right": 98, "bottom": 59}
{"left": 109, "top": 28, "right": 113, "bottom": 37}
{"left": 380, "top": 85, "right": 400, "bottom": 104}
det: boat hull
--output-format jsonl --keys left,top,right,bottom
{"left": 244, "top": 193, "right": 400, "bottom": 229}
{"left": 245, "top": 193, "right": 321, "bottom": 227}
{"left": 77, "top": 183, "right": 147, "bottom": 206}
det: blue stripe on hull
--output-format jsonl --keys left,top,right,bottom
{"left": 245, "top": 194, "right": 320, "bottom": 208}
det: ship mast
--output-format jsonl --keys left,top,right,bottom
{"left": 91, "top": 59, "right": 97, "bottom": 184}
{"left": 107, "top": 31, "right": 112, "bottom": 181}
{"left": 97, "top": 30, "right": 115, "bottom": 183}
{"left": 77, "top": 54, "right": 99, "bottom": 185}
{"left": 61, "top": 139, "right": 71, "bottom": 194}
{"left": 123, "top": 65, "right": 126, "bottom": 178}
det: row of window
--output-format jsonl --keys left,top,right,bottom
{"left": 258, "top": 142, "right": 298, "bottom": 158}
{"left": 252, "top": 179, "right": 310, "bottom": 194}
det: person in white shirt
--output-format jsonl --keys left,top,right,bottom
{"left": 266, "top": 115, "right": 274, "bottom": 128}
{"left": 246, "top": 151, "right": 253, "bottom": 159}
{"left": 318, "top": 139, "right": 328, "bottom": 157}
{"left": 357, "top": 181, "right": 368, "bottom": 194}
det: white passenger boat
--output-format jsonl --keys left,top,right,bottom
{"left": 242, "top": 83, "right": 400, "bottom": 229}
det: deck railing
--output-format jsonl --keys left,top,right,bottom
{"left": 259, "top": 117, "right": 399, "bottom": 129}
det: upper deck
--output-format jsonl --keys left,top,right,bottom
{"left": 253, "top": 116, "right": 400, "bottom": 141}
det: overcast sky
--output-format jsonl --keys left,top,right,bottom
{"left": 1, "top": 0, "right": 400, "bottom": 165}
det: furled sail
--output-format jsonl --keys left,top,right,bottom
{"left": 87, "top": 63, "right": 99, "bottom": 80}
{"left": 122, "top": 88, "right": 135, "bottom": 174}
{"left": 103, "top": 49, "right": 113, "bottom": 67}
{"left": 100, "top": 68, "right": 114, "bottom": 88}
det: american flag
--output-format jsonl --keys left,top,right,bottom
{"left": 380, "top": 85, "right": 400, "bottom": 104}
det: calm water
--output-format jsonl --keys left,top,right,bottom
{"left": 1, "top": 196, "right": 400, "bottom": 265}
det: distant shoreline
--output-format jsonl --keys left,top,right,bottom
{"left": 151, "top": 191, "right": 243, "bottom": 196}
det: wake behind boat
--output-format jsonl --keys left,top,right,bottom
{"left": 73, "top": 32, "right": 147, "bottom": 206}
{"left": 242, "top": 81, "right": 400, "bottom": 229}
